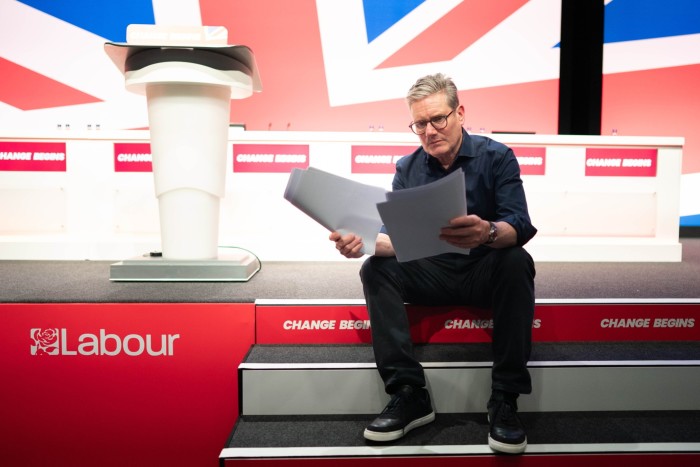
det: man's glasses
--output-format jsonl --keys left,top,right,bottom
{"left": 408, "top": 109, "right": 455, "bottom": 135}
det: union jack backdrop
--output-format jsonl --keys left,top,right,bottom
{"left": 1, "top": 0, "right": 698, "bottom": 224}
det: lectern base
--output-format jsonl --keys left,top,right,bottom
{"left": 109, "top": 249, "right": 260, "bottom": 282}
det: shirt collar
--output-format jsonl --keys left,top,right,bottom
{"left": 421, "top": 129, "right": 477, "bottom": 167}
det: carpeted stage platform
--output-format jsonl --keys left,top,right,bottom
{"left": 4, "top": 239, "right": 699, "bottom": 467}
{"left": 1, "top": 238, "right": 699, "bottom": 303}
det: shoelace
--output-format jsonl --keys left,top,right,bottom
{"left": 493, "top": 400, "right": 520, "bottom": 428}
{"left": 380, "top": 392, "right": 408, "bottom": 416}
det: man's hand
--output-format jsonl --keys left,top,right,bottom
{"left": 329, "top": 231, "right": 365, "bottom": 258}
{"left": 439, "top": 214, "right": 490, "bottom": 249}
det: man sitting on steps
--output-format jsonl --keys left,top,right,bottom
{"left": 329, "top": 73, "right": 537, "bottom": 454}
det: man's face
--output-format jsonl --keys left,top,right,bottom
{"left": 409, "top": 92, "right": 465, "bottom": 162}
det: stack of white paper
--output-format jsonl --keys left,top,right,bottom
{"left": 284, "top": 167, "right": 469, "bottom": 261}
{"left": 377, "top": 169, "right": 469, "bottom": 261}
{"left": 284, "top": 167, "right": 387, "bottom": 255}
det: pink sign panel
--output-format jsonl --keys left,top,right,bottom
{"left": 351, "top": 145, "right": 414, "bottom": 174}
{"left": 114, "top": 142, "right": 152, "bottom": 172}
{"left": 0, "top": 141, "right": 67, "bottom": 171}
{"left": 585, "top": 147, "right": 658, "bottom": 177}
{"left": 233, "top": 144, "right": 309, "bottom": 173}
{"left": 512, "top": 146, "right": 546, "bottom": 175}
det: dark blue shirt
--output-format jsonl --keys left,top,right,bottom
{"left": 388, "top": 129, "right": 537, "bottom": 256}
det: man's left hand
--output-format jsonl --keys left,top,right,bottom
{"left": 439, "top": 214, "right": 489, "bottom": 249}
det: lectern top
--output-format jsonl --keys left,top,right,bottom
{"left": 104, "top": 42, "right": 262, "bottom": 93}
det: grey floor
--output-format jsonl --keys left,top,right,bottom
{"left": 1, "top": 238, "right": 699, "bottom": 303}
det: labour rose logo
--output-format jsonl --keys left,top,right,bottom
{"left": 31, "top": 328, "right": 59, "bottom": 355}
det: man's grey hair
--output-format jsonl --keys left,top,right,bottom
{"left": 406, "top": 73, "right": 460, "bottom": 109}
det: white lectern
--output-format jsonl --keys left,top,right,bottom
{"left": 105, "top": 26, "right": 262, "bottom": 281}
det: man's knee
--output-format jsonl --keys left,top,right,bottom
{"left": 495, "top": 247, "right": 535, "bottom": 279}
{"left": 360, "top": 255, "right": 389, "bottom": 284}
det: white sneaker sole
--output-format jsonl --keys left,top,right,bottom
{"left": 488, "top": 435, "right": 527, "bottom": 454}
{"left": 363, "top": 411, "right": 436, "bottom": 442}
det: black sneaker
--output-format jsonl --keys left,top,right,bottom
{"left": 487, "top": 397, "right": 527, "bottom": 454}
{"left": 363, "top": 385, "right": 435, "bottom": 442}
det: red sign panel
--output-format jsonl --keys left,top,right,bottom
{"left": 2, "top": 302, "right": 255, "bottom": 467}
{"left": 256, "top": 306, "right": 373, "bottom": 344}
{"left": 411, "top": 303, "right": 698, "bottom": 343}
{"left": 255, "top": 303, "right": 699, "bottom": 344}
{"left": 233, "top": 143, "right": 309, "bottom": 173}
{"left": 113, "top": 142, "right": 152, "bottom": 172}
{"left": 512, "top": 146, "right": 546, "bottom": 175}
{"left": 0, "top": 141, "right": 67, "bottom": 171}
{"left": 585, "top": 148, "right": 658, "bottom": 177}
{"left": 351, "top": 145, "right": 414, "bottom": 174}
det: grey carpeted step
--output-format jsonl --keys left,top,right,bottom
{"left": 243, "top": 342, "right": 700, "bottom": 364}
{"left": 239, "top": 343, "right": 700, "bottom": 415}
{"left": 220, "top": 411, "right": 700, "bottom": 459}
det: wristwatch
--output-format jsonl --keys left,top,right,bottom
{"left": 485, "top": 221, "right": 498, "bottom": 245}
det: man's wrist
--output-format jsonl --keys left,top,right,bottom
{"left": 484, "top": 221, "right": 498, "bottom": 245}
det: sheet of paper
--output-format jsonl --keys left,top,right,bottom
{"left": 377, "top": 169, "right": 469, "bottom": 262}
{"left": 283, "top": 167, "right": 387, "bottom": 255}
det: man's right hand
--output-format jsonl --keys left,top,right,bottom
{"left": 329, "top": 231, "right": 365, "bottom": 258}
